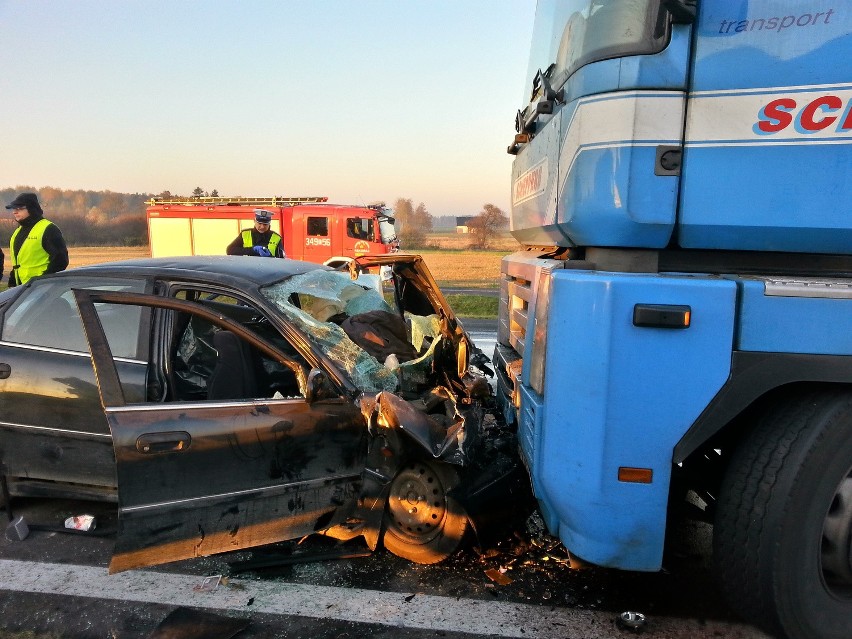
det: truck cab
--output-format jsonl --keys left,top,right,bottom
{"left": 496, "top": 2, "right": 852, "bottom": 638}
{"left": 286, "top": 203, "right": 398, "bottom": 267}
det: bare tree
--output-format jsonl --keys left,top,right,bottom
{"left": 467, "top": 203, "right": 508, "bottom": 249}
{"left": 396, "top": 200, "right": 432, "bottom": 248}
{"left": 393, "top": 198, "right": 414, "bottom": 230}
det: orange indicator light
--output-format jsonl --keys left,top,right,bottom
{"left": 618, "top": 467, "right": 653, "bottom": 483}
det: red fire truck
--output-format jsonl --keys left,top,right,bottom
{"left": 146, "top": 196, "right": 398, "bottom": 266}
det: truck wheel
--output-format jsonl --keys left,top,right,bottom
{"left": 713, "top": 390, "right": 852, "bottom": 639}
{"left": 382, "top": 460, "right": 469, "bottom": 564}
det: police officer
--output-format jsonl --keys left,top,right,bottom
{"left": 226, "top": 209, "right": 285, "bottom": 258}
{"left": 5, "top": 192, "right": 69, "bottom": 287}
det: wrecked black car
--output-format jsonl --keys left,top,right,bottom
{"left": 0, "top": 255, "right": 522, "bottom": 572}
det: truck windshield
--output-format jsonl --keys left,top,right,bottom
{"left": 524, "top": 0, "right": 667, "bottom": 99}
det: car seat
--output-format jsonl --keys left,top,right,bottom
{"left": 207, "top": 330, "right": 258, "bottom": 400}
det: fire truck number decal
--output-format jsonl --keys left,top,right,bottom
{"left": 306, "top": 237, "right": 331, "bottom": 247}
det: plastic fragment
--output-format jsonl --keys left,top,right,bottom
{"left": 485, "top": 568, "right": 513, "bottom": 586}
{"left": 617, "top": 611, "right": 647, "bottom": 633}
{"left": 5, "top": 515, "right": 29, "bottom": 541}
{"left": 64, "top": 514, "right": 95, "bottom": 531}
{"left": 193, "top": 575, "right": 222, "bottom": 592}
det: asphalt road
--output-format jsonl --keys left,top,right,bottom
{"left": 457, "top": 318, "right": 497, "bottom": 333}
{"left": 0, "top": 496, "right": 769, "bottom": 639}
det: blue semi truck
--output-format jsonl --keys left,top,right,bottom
{"left": 494, "top": 1, "right": 851, "bottom": 638}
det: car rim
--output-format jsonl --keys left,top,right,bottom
{"left": 821, "top": 469, "right": 852, "bottom": 597}
{"left": 386, "top": 463, "right": 449, "bottom": 544}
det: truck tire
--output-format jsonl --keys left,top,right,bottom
{"left": 713, "top": 390, "right": 852, "bottom": 639}
{"left": 382, "top": 460, "right": 469, "bottom": 564}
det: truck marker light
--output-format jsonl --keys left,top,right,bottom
{"left": 632, "top": 304, "right": 691, "bottom": 329}
{"left": 618, "top": 467, "right": 653, "bottom": 484}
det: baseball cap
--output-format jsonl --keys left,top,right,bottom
{"left": 5, "top": 192, "right": 43, "bottom": 215}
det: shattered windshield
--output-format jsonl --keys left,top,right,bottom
{"left": 261, "top": 270, "right": 445, "bottom": 395}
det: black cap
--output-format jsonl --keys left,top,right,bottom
{"left": 5, "top": 192, "right": 43, "bottom": 216}
{"left": 254, "top": 209, "right": 272, "bottom": 223}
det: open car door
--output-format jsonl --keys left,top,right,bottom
{"left": 73, "top": 289, "right": 366, "bottom": 573}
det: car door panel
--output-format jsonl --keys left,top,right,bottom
{"left": 74, "top": 289, "right": 367, "bottom": 573}
{"left": 0, "top": 344, "right": 147, "bottom": 488}
{"left": 107, "top": 397, "right": 364, "bottom": 572}
{"left": 0, "top": 276, "right": 151, "bottom": 492}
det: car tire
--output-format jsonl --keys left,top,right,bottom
{"left": 713, "top": 390, "right": 852, "bottom": 639}
{"left": 382, "top": 460, "right": 469, "bottom": 564}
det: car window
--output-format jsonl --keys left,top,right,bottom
{"left": 168, "top": 288, "right": 309, "bottom": 402}
{"left": 1, "top": 277, "right": 147, "bottom": 358}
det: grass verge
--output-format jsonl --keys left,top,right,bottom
{"left": 445, "top": 294, "right": 498, "bottom": 319}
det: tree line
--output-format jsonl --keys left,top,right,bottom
{"left": 0, "top": 186, "right": 150, "bottom": 246}
{"left": 0, "top": 187, "right": 508, "bottom": 249}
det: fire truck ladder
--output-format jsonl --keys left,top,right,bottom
{"left": 146, "top": 196, "right": 329, "bottom": 206}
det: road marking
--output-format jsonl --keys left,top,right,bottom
{"left": 0, "top": 559, "right": 766, "bottom": 638}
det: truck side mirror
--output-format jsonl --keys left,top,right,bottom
{"left": 662, "top": 0, "right": 696, "bottom": 24}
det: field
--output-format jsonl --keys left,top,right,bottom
{"left": 68, "top": 246, "right": 150, "bottom": 268}
{"left": 66, "top": 233, "right": 519, "bottom": 289}
{"left": 58, "top": 238, "right": 514, "bottom": 318}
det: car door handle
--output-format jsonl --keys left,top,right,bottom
{"left": 136, "top": 431, "right": 191, "bottom": 454}
{"left": 0, "top": 363, "right": 10, "bottom": 379}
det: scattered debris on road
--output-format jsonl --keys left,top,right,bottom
{"left": 192, "top": 574, "right": 222, "bottom": 592}
{"left": 229, "top": 545, "right": 373, "bottom": 573}
{"left": 64, "top": 514, "right": 95, "bottom": 531}
{"left": 5, "top": 515, "right": 29, "bottom": 541}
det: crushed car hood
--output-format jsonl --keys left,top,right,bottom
{"left": 258, "top": 254, "right": 486, "bottom": 466}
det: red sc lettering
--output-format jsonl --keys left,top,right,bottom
{"left": 799, "top": 96, "right": 843, "bottom": 131}
{"left": 757, "top": 98, "right": 796, "bottom": 133}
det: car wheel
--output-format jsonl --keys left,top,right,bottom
{"left": 382, "top": 460, "right": 469, "bottom": 564}
{"left": 713, "top": 390, "right": 852, "bottom": 639}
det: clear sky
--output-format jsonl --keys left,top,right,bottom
{"left": 0, "top": 1, "right": 536, "bottom": 217}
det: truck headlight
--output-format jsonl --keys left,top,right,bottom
{"left": 529, "top": 273, "right": 551, "bottom": 395}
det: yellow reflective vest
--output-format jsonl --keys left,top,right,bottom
{"left": 241, "top": 229, "right": 282, "bottom": 256}
{"left": 10, "top": 218, "right": 53, "bottom": 286}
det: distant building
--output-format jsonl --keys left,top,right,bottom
{"left": 456, "top": 216, "right": 474, "bottom": 233}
